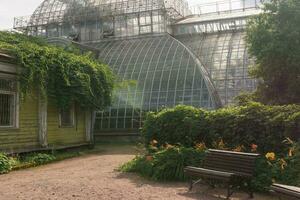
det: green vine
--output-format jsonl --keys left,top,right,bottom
{"left": 0, "top": 31, "right": 114, "bottom": 109}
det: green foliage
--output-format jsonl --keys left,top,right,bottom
{"left": 151, "top": 146, "right": 205, "bottom": 181}
{"left": 143, "top": 103, "right": 300, "bottom": 155}
{"left": 120, "top": 156, "right": 154, "bottom": 177}
{"left": 246, "top": 0, "right": 300, "bottom": 104}
{"left": 121, "top": 146, "right": 205, "bottom": 181}
{"left": 251, "top": 158, "right": 273, "bottom": 192}
{"left": 234, "top": 92, "right": 258, "bottom": 106}
{"left": 0, "top": 153, "right": 12, "bottom": 174}
{"left": 142, "top": 105, "right": 208, "bottom": 147}
{"left": 0, "top": 31, "right": 114, "bottom": 109}
{"left": 26, "top": 153, "right": 56, "bottom": 165}
{"left": 135, "top": 146, "right": 205, "bottom": 181}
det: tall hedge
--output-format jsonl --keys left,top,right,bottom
{"left": 142, "top": 103, "right": 300, "bottom": 155}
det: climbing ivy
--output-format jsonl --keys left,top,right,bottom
{"left": 0, "top": 31, "right": 114, "bottom": 109}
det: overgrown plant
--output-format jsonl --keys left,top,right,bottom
{"left": 121, "top": 145, "right": 205, "bottom": 181}
{"left": 0, "top": 31, "right": 114, "bottom": 109}
{"left": 28, "top": 153, "right": 56, "bottom": 166}
{"left": 0, "top": 153, "right": 12, "bottom": 174}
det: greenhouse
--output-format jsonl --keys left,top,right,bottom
{"left": 14, "top": 0, "right": 263, "bottom": 132}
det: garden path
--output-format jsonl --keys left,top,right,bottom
{"left": 0, "top": 144, "right": 274, "bottom": 200}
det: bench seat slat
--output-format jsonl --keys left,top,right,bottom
{"left": 208, "top": 149, "right": 260, "bottom": 157}
{"left": 271, "top": 184, "right": 300, "bottom": 198}
{"left": 185, "top": 166, "right": 234, "bottom": 177}
{"left": 206, "top": 154, "right": 257, "bottom": 163}
{"left": 204, "top": 162, "right": 255, "bottom": 173}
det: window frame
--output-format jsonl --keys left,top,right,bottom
{"left": 0, "top": 74, "right": 19, "bottom": 129}
{"left": 58, "top": 103, "right": 75, "bottom": 128}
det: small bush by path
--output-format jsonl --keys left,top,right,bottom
{"left": 0, "top": 146, "right": 102, "bottom": 174}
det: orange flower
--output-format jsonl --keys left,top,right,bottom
{"left": 265, "top": 152, "right": 276, "bottom": 161}
{"left": 251, "top": 144, "right": 258, "bottom": 152}
{"left": 146, "top": 155, "right": 153, "bottom": 161}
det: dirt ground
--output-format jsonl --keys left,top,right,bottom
{"left": 0, "top": 144, "right": 276, "bottom": 200}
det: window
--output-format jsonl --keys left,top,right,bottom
{"left": 0, "top": 77, "right": 17, "bottom": 127}
{"left": 59, "top": 104, "right": 75, "bottom": 127}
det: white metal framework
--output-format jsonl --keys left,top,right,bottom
{"left": 14, "top": 0, "right": 263, "bottom": 132}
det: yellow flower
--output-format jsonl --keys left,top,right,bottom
{"left": 165, "top": 143, "right": 174, "bottom": 149}
{"left": 272, "top": 178, "right": 276, "bottom": 183}
{"left": 279, "top": 159, "right": 287, "bottom": 170}
{"left": 150, "top": 139, "right": 158, "bottom": 146}
{"left": 233, "top": 145, "right": 244, "bottom": 152}
{"left": 218, "top": 139, "right": 225, "bottom": 149}
{"left": 195, "top": 142, "right": 206, "bottom": 151}
{"left": 265, "top": 152, "right": 276, "bottom": 161}
{"left": 288, "top": 147, "right": 295, "bottom": 157}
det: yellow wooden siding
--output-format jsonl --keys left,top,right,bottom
{"left": 0, "top": 95, "right": 39, "bottom": 152}
{"left": 47, "top": 101, "right": 87, "bottom": 147}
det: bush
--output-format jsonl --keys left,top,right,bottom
{"left": 121, "top": 146, "right": 205, "bottom": 181}
{"left": 151, "top": 146, "right": 205, "bottom": 181}
{"left": 120, "top": 156, "right": 153, "bottom": 177}
{"left": 142, "top": 103, "right": 300, "bottom": 155}
{"left": 0, "top": 153, "right": 12, "bottom": 174}
{"left": 27, "top": 153, "right": 56, "bottom": 165}
{"left": 142, "top": 105, "right": 208, "bottom": 147}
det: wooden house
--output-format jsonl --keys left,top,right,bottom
{"left": 0, "top": 52, "right": 93, "bottom": 153}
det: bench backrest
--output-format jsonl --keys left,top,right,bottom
{"left": 203, "top": 149, "right": 260, "bottom": 177}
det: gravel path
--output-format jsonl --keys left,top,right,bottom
{"left": 0, "top": 145, "right": 275, "bottom": 200}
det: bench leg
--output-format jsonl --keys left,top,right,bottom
{"left": 247, "top": 179, "right": 254, "bottom": 199}
{"left": 226, "top": 183, "right": 235, "bottom": 200}
{"left": 188, "top": 180, "right": 193, "bottom": 191}
{"left": 188, "top": 179, "right": 202, "bottom": 191}
{"left": 227, "top": 184, "right": 232, "bottom": 200}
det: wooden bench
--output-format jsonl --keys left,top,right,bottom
{"left": 184, "top": 149, "right": 260, "bottom": 199}
{"left": 270, "top": 183, "right": 300, "bottom": 199}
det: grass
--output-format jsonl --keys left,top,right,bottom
{"left": 8, "top": 145, "right": 103, "bottom": 171}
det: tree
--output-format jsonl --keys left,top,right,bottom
{"left": 246, "top": 0, "right": 300, "bottom": 105}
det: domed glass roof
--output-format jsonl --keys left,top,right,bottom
{"left": 29, "top": 0, "right": 189, "bottom": 27}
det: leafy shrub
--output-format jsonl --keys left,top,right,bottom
{"left": 28, "top": 153, "right": 56, "bottom": 166}
{"left": 120, "top": 156, "right": 153, "bottom": 177}
{"left": 121, "top": 146, "right": 205, "bottom": 181}
{"left": 151, "top": 146, "right": 205, "bottom": 181}
{"left": 142, "top": 105, "right": 208, "bottom": 147}
{"left": 0, "top": 153, "right": 12, "bottom": 174}
{"left": 142, "top": 103, "right": 300, "bottom": 155}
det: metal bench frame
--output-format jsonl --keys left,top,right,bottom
{"left": 270, "top": 183, "right": 300, "bottom": 200}
{"left": 184, "top": 149, "right": 260, "bottom": 199}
